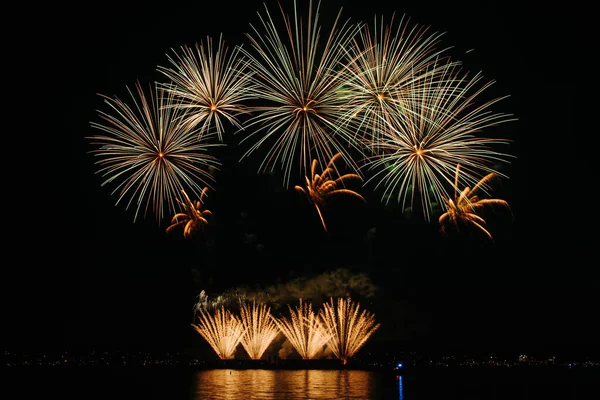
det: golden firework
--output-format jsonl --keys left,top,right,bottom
{"left": 87, "top": 82, "right": 221, "bottom": 223}
{"left": 295, "top": 153, "right": 365, "bottom": 231}
{"left": 272, "top": 299, "right": 331, "bottom": 360}
{"left": 237, "top": 0, "right": 365, "bottom": 187}
{"left": 157, "top": 34, "right": 255, "bottom": 142}
{"left": 239, "top": 301, "right": 280, "bottom": 360}
{"left": 319, "top": 297, "right": 380, "bottom": 365}
{"left": 166, "top": 187, "right": 212, "bottom": 239}
{"left": 439, "top": 163, "right": 510, "bottom": 240}
{"left": 192, "top": 306, "right": 246, "bottom": 360}
{"left": 363, "top": 62, "right": 515, "bottom": 222}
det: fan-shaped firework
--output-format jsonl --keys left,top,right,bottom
{"left": 166, "top": 187, "right": 212, "bottom": 239}
{"left": 237, "top": 0, "right": 365, "bottom": 187}
{"left": 338, "top": 13, "right": 455, "bottom": 152}
{"left": 87, "top": 81, "right": 221, "bottom": 223}
{"left": 295, "top": 153, "right": 365, "bottom": 231}
{"left": 363, "top": 62, "right": 515, "bottom": 221}
{"left": 319, "top": 297, "right": 380, "bottom": 365}
{"left": 439, "top": 163, "right": 510, "bottom": 240}
{"left": 239, "top": 301, "right": 281, "bottom": 360}
{"left": 192, "top": 306, "right": 246, "bottom": 360}
{"left": 272, "top": 299, "right": 331, "bottom": 360}
{"left": 157, "top": 35, "right": 255, "bottom": 142}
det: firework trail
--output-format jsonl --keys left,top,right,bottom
{"left": 239, "top": 301, "right": 281, "bottom": 360}
{"left": 157, "top": 34, "right": 255, "bottom": 142}
{"left": 272, "top": 298, "right": 331, "bottom": 359}
{"left": 363, "top": 62, "right": 515, "bottom": 221}
{"left": 87, "top": 81, "right": 222, "bottom": 223}
{"left": 192, "top": 306, "right": 246, "bottom": 360}
{"left": 319, "top": 297, "right": 380, "bottom": 365}
{"left": 237, "top": 0, "right": 366, "bottom": 188}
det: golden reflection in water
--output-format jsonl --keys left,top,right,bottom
{"left": 192, "top": 369, "right": 386, "bottom": 399}
{"left": 192, "top": 369, "right": 275, "bottom": 399}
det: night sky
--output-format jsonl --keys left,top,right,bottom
{"left": 13, "top": 0, "right": 595, "bottom": 360}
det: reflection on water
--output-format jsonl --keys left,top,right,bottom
{"left": 9, "top": 365, "right": 596, "bottom": 400}
{"left": 397, "top": 376, "right": 403, "bottom": 400}
{"left": 192, "top": 369, "right": 400, "bottom": 400}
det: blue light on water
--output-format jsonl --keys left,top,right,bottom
{"left": 398, "top": 375, "right": 404, "bottom": 400}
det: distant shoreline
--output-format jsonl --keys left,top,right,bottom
{"left": 5, "top": 349, "right": 599, "bottom": 371}
{"left": 6, "top": 358, "right": 599, "bottom": 373}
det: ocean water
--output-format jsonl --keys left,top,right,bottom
{"left": 6, "top": 367, "right": 599, "bottom": 399}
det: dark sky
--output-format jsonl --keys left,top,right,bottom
{"left": 13, "top": 0, "right": 595, "bottom": 360}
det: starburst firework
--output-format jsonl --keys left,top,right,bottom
{"left": 363, "top": 62, "right": 515, "bottom": 221}
{"left": 87, "top": 81, "right": 221, "bottom": 223}
{"left": 157, "top": 35, "right": 255, "bottom": 142}
{"left": 192, "top": 306, "right": 246, "bottom": 360}
{"left": 338, "top": 13, "right": 454, "bottom": 151}
{"left": 239, "top": 301, "right": 281, "bottom": 360}
{"left": 272, "top": 299, "right": 331, "bottom": 360}
{"left": 319, "top": 297, "right": 380, "bottom": 365}
{"left": 237, "top": 0, "right": 365, "bottom": 187}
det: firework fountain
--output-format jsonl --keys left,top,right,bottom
{"left": 192, "top": 306, "right": 246, "bottom": 360}
{"left": 272, "top": 299, "right": 332, "bottom": 360}
{"left": 319, "top": 297, "right": 381, "bottom": 365}
{"left": 239, "top": 301, "right": 281, "bottom": 360}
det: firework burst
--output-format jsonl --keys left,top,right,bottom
{"left": 237, "top": 0, "right": 365, "bottom": 187}
{"left": 338, "top": 13, "right": 454, "bottom": 152}
{"left": 157, "top": 34, "right": 255, "bottom": 142}
{"left": 295, "top": 152, "right": 365, "bottom": 231}
{"left": 166, "top": 187, "right": 212, "bottom": 239}
{"left": 319, "top": 297, "right": 380, "bottom": 365}
{"left": 87, "top": 81, "right": 221, "bottom": 223}
{"left": 192, "top": 306, "right": 246, "bottom": 360}
{"left": 239, "top": 301, "right": 281, "bottom": 360}
{"left": 272, "top": 299, "right": 331, "bottom": 359}
{"left": 363, "top": 62, "right": 515, "bottom": 221}
{"left": 439, "top": 163, "right": 510, "bottom": 240}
